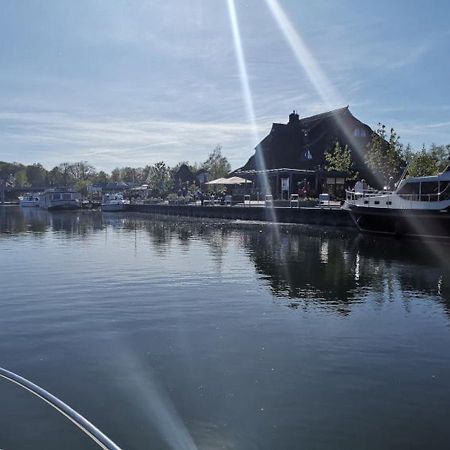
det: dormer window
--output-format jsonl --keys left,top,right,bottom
{"left": 353, "top": 127, "right": 367, "bottom": 137}
{"left": 303, "top": 149, "right": 312, "bottom": 160}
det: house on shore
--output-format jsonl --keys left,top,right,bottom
{"left": 234, "top": 106, "right": 378, "bottom": 198}
{"left": 173, "top": 164, "right": 209, "bottom": 190}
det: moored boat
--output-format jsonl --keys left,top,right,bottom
{"left": 19, "top": 193, "right": 40, "bottom": 207}
{"left": 39, "top": 188, "right": 81, "bottom": 210}
{"left": 101, "top": 193, "right": 129, "bottom": 212}
{"left": 344, "top": 166, "right": 450, "bottom": 239}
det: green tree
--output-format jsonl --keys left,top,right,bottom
{"left": 407, "top": 144, "right": 450, "bottom": 177}
{"left": 366, "top": 124, "right": 404, "bottom": 187}
{"left": 94, "top": 170, "right": 110, "bottom": 185}
{"left": 430, "top": 144, "right": 450, "bottom": 170}
{"left": 202, "top": 145, "right": 231, "bottom": 180}
{"left": 119, "top": 166, "right": 138, "bottom": 184}
{"left": 0, "top": 162, "right": 25, "bottom": 180}
{"left": 324, "top": 141, "right": 358, "bottom": 179}
{"left": 68, "top": 161, "right": 96, "bottom": 182}
{"left": 147, "top": 161, "right": 172, "bottom": 197}
{"left": 75, "top": 180, "right": 90, "bottom": 199}
{"left": 26, "top": 163, "right": 47, "bottom": 187}
{"left": 56, "top": 162, "right": 74, "bottom": 186}
{"left": 111, "top": 168, "right": 121, "bottom": 183}
{"left": 15, "top": 169, "right": 28, "bottom": 188}
{"left": 48, "top": 166, "right": 64, "bottom": 186}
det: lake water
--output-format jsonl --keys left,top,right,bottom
{"left": 0, "top": 205, "right": 449, "bottom": 450}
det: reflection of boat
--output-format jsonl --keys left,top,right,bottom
{"left": 39, "top": 188, "right": 81, "bottom": 210}
{"left": 101, "top": 193, "right": 129, "bottom": 212}
{"left": 19, "top": 193, "right": 40, "bottom": 207}
{"left": 344, "top": 166, "right": 450, "bottom": 238}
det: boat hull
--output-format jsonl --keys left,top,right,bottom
{"left": 348, "top": 206, "right": 450, "bottom": 239}
{"left": 20, "top": 201, "right": 40, "bottom": 207}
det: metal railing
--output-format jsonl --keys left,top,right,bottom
{"left": 346, "top": 190, "right": 448, "bottom": 203}
{"left": 0, "top": 367, "right": 122, "bottom": 450}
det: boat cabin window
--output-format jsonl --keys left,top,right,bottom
{"left": 397, "top": 181, "right": 419, "bottom": 200}
{"left": 52, "top": 193, "right": 62, "bottom": 200}
{"left": 440, "top": 181, "right": 450, "bottom": 200}
{"left": 62, "top": 193, "right": 72, "bottom": 200}
{"left": 421, "top": 182, "right": 438, "bottom": 194}
{"left": 420, "top": 181, "right": 439, "bottom": 201}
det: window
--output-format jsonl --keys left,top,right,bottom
{"left": 353, "top": 127, "right": 367, "bottom": 137}
{"left": 440, "top": 181, "right": 450, "bottom": 200}
{"left": 397, "top": 181, "right": 420, "bottom": 200}
{"left": 420, "top": 181, "right": 439, "bottom": 201}
{"left": 303, "top": 149, "right": 312, "bottom": 160}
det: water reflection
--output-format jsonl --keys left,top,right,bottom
{"left": 245, "top": 228, "right": 449, "bottom": 313}
{"left": 2, "top": 206, "right": 449, "bottom": 313}
{"left": 2, "top": 206, "right": 450, "bottom": 450}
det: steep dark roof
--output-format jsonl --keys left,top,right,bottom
{"left": 236, "top": 106, "right": 379, "bottom": 187}
{"left": 173, "top": 164, "right": 195, "bottom": 183}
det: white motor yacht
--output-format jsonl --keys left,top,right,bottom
{"left": 344, "top": 165, "right": 450, "bottom": 238}
{"left": 101, "top": 193, "right": 129, "bottom": 212}
{"left": 19, "top": 193, "right": 40, "bottom": 207}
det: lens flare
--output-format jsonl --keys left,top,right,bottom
{"left": 264, "top": 0, "right": 340, "bottom": 108}
{"left": 226, "top": 0, "right": 271, "bottom": 196}
{"left": 264, "top": 0, "right": 385, "bottom": 188}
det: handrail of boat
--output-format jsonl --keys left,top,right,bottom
{"left": 0, "top": 367, "right": 122, "bottom": 450}
{"left": 345, "top": 190, "right": 449, "bottom": 203}
{"left": 345, "top": 189, "right": 390, "bottom": 199}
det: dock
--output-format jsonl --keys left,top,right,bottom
{"left": 128, "top": 204, "right": 355, "bottom": 228}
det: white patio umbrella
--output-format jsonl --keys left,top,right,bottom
{"left": 205, "top": 177, "right": 252, "bottom": 185}
{"left": 205, "top": 177, "right": 228, "bottom": 185}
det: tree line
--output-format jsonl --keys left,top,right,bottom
{"left": 0, "top": 145, "right": 231, "bottom": 197}
{"left": 325, "top": 124, "right": 450, "bottom": 188}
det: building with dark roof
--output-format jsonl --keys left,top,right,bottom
{"left": 173, "top": 164, "right": 209, "bottom": 189}
{"left": 173, "top": 164, "right": 196, "bottom": 188}
{"left": 235, "top": 106, "right": 379, "bottom": 198}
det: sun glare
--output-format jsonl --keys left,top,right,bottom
{"left": 264, "top": 0, "right": 341, "bottom": 108}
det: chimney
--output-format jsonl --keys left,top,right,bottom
{"left": 288, "top": 110, "right": 299, "bottom": 124}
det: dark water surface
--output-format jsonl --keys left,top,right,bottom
{"left": 1, "top": 206, "right": 449, "bottom": 450}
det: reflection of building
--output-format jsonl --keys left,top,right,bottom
{"left": 235, "top": 107, "right": 377, "bottom": 198}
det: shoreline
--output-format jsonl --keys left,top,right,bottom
{"left": 127, "top": 203, "right": 355, "bottom": 229}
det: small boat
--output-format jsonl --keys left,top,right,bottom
{"left": 19, "top": 193, "right": 40, "bottom": 207}
{"left": 39, "top": 188, "right": 81, "bottom": 210}
{"left": 101, "top": 193, "right": 129, "bottom": 212}
{"left": 344, "top": 166, "right": 450, "bottom": 239}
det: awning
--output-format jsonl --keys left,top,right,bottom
{"left": 205, "top": 177, "right": 228, "bottom": 185}
{"left": 206, "top": 177, "right": 252, "bottom": 185}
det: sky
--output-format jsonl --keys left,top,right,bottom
{"left": 1, "top": 0, "right": 449, "bottom": 171}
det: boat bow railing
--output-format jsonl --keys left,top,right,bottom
{"left": 0, "top": 367, "right": 122, "bottom": 450}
